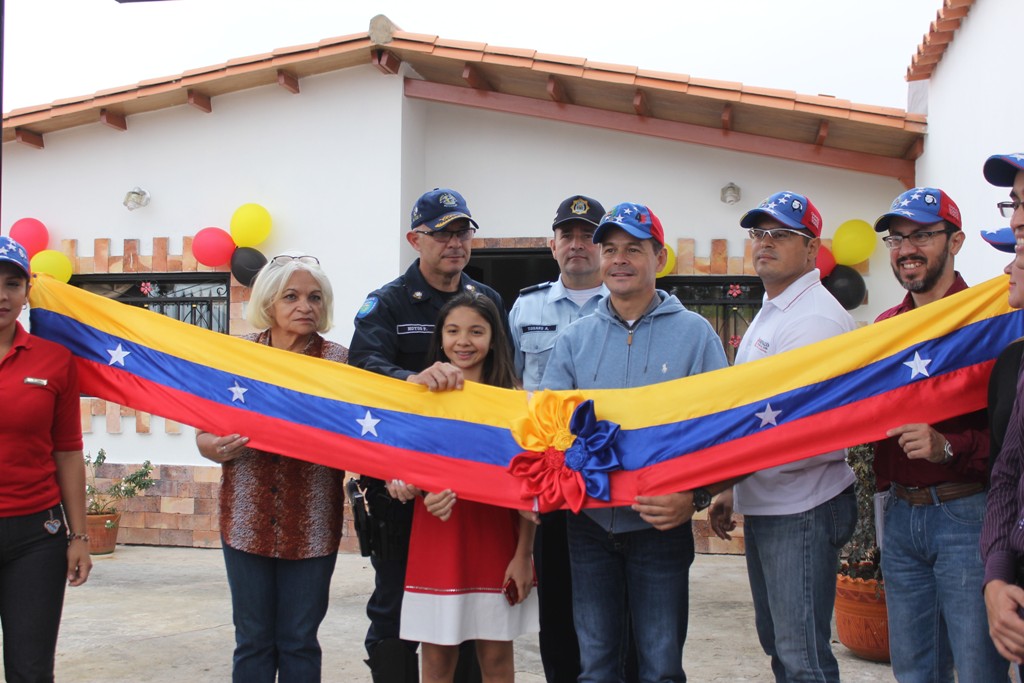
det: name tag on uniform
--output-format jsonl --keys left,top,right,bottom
{"left": 24, "top": 377, "right": 48, "bottom": 386}
{"left": 397, "top": 324, "right": 434, "bottom": 335}
{"left": 521, "top": 325, "right": 557, "bottom": 333}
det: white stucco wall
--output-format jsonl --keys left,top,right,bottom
{"left": 913, "top": 0, "right": 1024, "bottom": 285}
{"left": 3, "top": 65, "right": 912, "bottom": 465}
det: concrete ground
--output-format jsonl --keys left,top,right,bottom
{"left": 4, "top": 546, "right": 894, "bottom": 682}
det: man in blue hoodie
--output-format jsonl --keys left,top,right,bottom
{"left": 540, "top": 202, "right": 729, "bottom": 683}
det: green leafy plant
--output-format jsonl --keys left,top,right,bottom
{"left": 85, "top": 448, "right": 155, "bottom": 519}
{"left": 839, "top": 443, "right": 882, "bottom": 582}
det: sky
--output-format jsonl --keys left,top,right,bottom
{"left": 3, "top": 0, "right": 943, "bottom": 113}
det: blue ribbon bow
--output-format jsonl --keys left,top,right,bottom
{"left": 564, "top": 399, "right": 622, "bottom": 501}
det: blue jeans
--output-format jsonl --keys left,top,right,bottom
{"left": 881, "top": 491, "right": 1009, "bottom": 682}
{"left": 744, "top": 490, "right": 856, "bottom": 683}
{"left": 567, "top": 512, "right": 693, "bottom": 683}
{"left": 222, "top": 543, "right": 337, "bottom": 683}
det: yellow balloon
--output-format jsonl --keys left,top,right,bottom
{"left": 31, "top": 249, "right": 73, "bottom": 283}
{"left": 230, "top": 203, "right": 272, "bottom": 247}
{"left": 656, "top": 244, "right": 677, "bottom": 278}
{"left": 832, "top": 219, "right": 876, "bottom": 265}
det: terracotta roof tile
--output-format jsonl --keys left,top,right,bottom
{"left": 481, "top": 53, "right": 534, "bottom": 68}
{"left": 795, "top": 93, "right": 852, "bottom": 110}
{"left": 485, "top": 45, "right": 536, "bottom": 59}
{"left": 313, "top": 32, "right": 367, "bottom": 48}
{"left": 389, "top": 30, "right": 439, "bottom": 44}
{"left": 688, "top": 76, "right": 745, "bottom": 92}
{"left": 226, "top": 52, "right": 273, "bottom": 67}
{"left": 434, "top": 38, "right": 488, "bottom": 51}
{"left": 635, "top": 69, "right": 690, "bottom": 85}
{"left": 272, "top": 41, "right": 321, "bottom": 56}
{"left": 582, "top": 60, "right": 638, "bottom": 76}
{"left": 533, "top": 52, "right": 587, "bottom": 67}
{"left": 906, "top": 0, "right": 975, "bottom": 81}
{"left": 848, "top": 102, "right": 906, "bottom": 118}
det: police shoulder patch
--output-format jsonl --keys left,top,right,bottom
{"left": 356, "top": 296, "right": 379, "bottom": 318}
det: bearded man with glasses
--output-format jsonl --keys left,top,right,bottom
{"left": 349, "top": 188, "right": 508, "bottom": 683}
{"left": 872, "top": 187, "right": 1008, "bottom": 682}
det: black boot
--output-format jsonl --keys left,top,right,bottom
{"left": 365, "top": 638, "right": 418, "bottom": 683}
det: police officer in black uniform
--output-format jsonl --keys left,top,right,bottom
{"left": 350, "top": 188, "right": 507, "bottom": 683}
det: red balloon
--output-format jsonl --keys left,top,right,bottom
{"left": 192, "top": 227, "right": 236, "bottom": 267}
{"left": 9, "top": 217, "right": 49, "bottom": 257}
{"left": 816, "top": 245, "right": 837, "bottom": 279}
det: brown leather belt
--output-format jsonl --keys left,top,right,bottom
{"left": 891, "top": 482, "right": 984, "bottom": 506}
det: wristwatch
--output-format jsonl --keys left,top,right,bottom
{"left": 941, "top": 440, "right": 954, "bottom": 464}
{"left": 692, "top": 487, "right": 713, "bottom": 512}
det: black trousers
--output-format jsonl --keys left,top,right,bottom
{"left": 0, "top": 504, "right": 68, "bottom": 683}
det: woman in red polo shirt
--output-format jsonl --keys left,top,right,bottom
{"left": 196, "top": 253, "right": 346, "bottom": 683}
{"left": 0, "top": 235, "right": 92, "bottom": 682}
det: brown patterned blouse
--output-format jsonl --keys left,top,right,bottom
{"left": 219, "top": 331, "right": 348, "bottom": 560}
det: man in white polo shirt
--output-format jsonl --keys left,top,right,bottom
{"left": 709, "top": 190, "right": 857, "bottom": 682}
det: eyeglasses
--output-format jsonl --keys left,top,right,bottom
{"left": 747, "top": 228, "right": 812, "bottom": 242}
{"left": 997, "top": 200, "right": 1023, "bottom": 218}
{"left": 413, "top": 227, "right": 477, "bottom": 243}
{"left": 271, "top": 255, "right": 320, "bottom": 266}
{"left": 881, "top": 229, "right": 951, "bottom": 250}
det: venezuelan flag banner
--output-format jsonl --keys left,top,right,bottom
{"left": 29, "top": 275, "right": 1024, "bottom": 511}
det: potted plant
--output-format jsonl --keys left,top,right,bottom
{"left": 84, "top": 448, "right": 155, "bottom": 555}
{"left": 834, "top": 443, "right": 889, "bottom": 662}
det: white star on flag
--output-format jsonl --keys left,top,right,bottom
{"left": 903, "top": 351, "right": 932, "bottom": 379}
{"left": 622, "top": 207, "right": 633, "bottom": 215}
{"left": 900, "top": 199, "right": 911, "bottom": 207}
{"left": 357, "top": 410, "right": 381, "bottom": 437}
{"left": 0, "top": 245, "right": 9, "bottom": 255}
{"left": 896, "top": 210, "right": 914, "bottom": 217}
{"left": 911, "top": 192, "right": 922, "bottom": 200}
{"left": 106, "top": 344, "right": 131, "bottom": 366}
{"left": 755, "top": 403, "right": 782, "bottom": 427}
{"left": 228, "top": 382, "right": 248, "bottom": 403}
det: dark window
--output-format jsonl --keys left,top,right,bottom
{"left": 659, "top": 275, "right": 764, "bottom": 364}
{"left": 70, "top": 273, "right": 231, "bottom": 333}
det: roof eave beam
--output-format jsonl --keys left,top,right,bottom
{"left": 404, "top": 79, "right": 916, "bottom": 184}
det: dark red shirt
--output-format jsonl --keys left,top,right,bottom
{"left": 873, "top": 274, "right": 990, "bottom": 490}
{"left": 0, "top": 322, "right": 84, "bottom": 516}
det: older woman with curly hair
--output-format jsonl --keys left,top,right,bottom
{"left": 196, "top": 253, "right": 346, "bottom": 683}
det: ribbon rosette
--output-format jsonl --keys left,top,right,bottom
{"left": 508, "top": 391, "right": 621, "bottom": 513}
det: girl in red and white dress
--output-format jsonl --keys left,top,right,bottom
{"left": 395, "top": 291, "right": 538, "bottom": 683}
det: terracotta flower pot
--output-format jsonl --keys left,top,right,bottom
{"left": 86, "top": 512, "right": 121, "bottom": 555}
{"left": 835, "top": 573, "right": 890, "bottom": 663}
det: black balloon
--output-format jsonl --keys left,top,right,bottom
{"left": 822, "top": 265, "right": 866, "bottom": 310}
{"left": 230, "top": 247, "right": 267, "bottom": 287}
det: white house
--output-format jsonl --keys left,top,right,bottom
{"left": 0, "top": 9, "right": 984, "bottom": 549}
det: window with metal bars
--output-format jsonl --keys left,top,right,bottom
{"left": 70, "top": 273, "right": 231, "bottom": 334}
